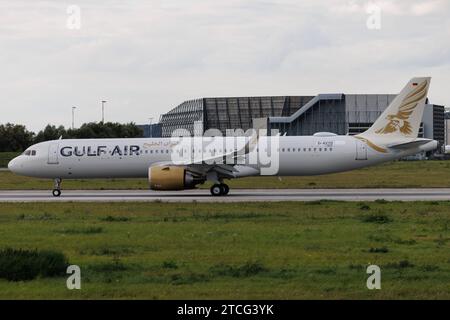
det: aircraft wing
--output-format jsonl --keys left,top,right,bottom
{"left": 148, "top": 143, "right": 254, "bottom": 180}
{"left": 149, "top": 159, "right": 240, "bottom": 180}
{"left": 150, "top": 134, "right": 259, "bottom": 179}
{"left": 187, "top": 163, "right": 238, "bottom": 179}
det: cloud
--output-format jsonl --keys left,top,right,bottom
{"left": 410, "top": 0, "right": 447, "bottom": 16}
{"left": 329, "top": 0, "right": 449, "bottom": 16}
{"left": 0, "top": 0, "right": 449, "bottom": 131}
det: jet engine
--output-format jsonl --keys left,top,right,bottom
{"left": 148, "top": 166, "right": 204, "bottom": 190}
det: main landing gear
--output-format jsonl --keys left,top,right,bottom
{"left": 210, "top": 183, "right": 230, "bottom": 196}
{"left": 52, "top": 178, "right": 62, "bottom": 197}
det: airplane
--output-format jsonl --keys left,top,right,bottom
{"left": 8, "top": 77, "right": 437, "bottom": 197}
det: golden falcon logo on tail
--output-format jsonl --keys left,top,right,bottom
{"left": 375, "top": 80, "right": 428, "bottom": 135}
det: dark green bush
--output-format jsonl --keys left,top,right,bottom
{"left": 209, "top": 261, "right": 267, "bottom": 278}
{"left": 162, "top": 260, "right": 178, "bottom": 269}
{"left": 385, "top": 260, "right": 414, "bottom": 269}
{"left": 0, "top": 248, "right": 69, "bottom": 281}
{"left": 360, "top": 213, "right": 392, "bottom": 224}
{"left": 369, "top": 247, "right": 389, "bottom": 253}
{"left": 59, "top": 227, "right": 103, "bottom": 234}
{"left": 99, "top": 216, "right": 131, "bottom": 222}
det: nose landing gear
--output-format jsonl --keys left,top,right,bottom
{"left": 210, "top": 183, "right": 230, "bottom": 196}
{"left": 52, "top": 178, "right": 62, "bottom": 197}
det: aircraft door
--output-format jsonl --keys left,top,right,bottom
{"left": 48, "top": 143, "right": 59, "bottom": 164}
{"left": 355, "top": 140, "right": 368, "bottom": 160}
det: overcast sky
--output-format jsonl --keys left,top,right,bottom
{"left": 1, "top": 0, "right": 449, "bottom": 132}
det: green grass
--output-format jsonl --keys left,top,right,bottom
{"left": 2, "top": 160, "right": 450, "bottom": 190}
{"left": 0, "top": 152, "right": 20, "bottom": 168}
{"left": 0, "top": 201, "right": 448, "bottom": 299}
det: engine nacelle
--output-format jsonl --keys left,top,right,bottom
{"left": 148, "top": 166, "right": 202, "bottom": 191}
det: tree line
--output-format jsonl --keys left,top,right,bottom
{"left": 0, "top": 122, "right": 144, "bottom": 152}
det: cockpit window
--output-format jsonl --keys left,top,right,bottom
{"left": 23, "top": 150, "right": 36, "bottom": 156}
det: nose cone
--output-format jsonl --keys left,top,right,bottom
{"left": 8, "top": 158, "right": 17, "bottom": 173}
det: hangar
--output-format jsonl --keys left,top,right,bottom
{"left": 141, "top": 93, "right": 445, "bottom": 149}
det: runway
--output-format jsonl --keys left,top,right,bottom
{"left": 1, "top": 188, "right": 450, "bottom": 202}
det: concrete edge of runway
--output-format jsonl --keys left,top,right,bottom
{"left": 1, "top": 188, "right": 450, "bottom": 203}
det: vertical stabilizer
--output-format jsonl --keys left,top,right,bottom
{"left": 358, "top": 77, "right": 431, "bottom": 143}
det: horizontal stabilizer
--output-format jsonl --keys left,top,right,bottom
{"left": 387, "top": 139, "right": 433, "bottom": 149}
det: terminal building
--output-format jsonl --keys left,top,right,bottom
{"left": 445, "top": 111, "right": 450, "bottom": 146}
{"left": 141, "top": 93, "right": 446, "bottom": 150}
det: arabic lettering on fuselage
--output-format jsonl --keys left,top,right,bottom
{"left": 143, "top": 141, "right": 179, "bottom": 148}
{"left": 60, "top": 145, "right": 141, "bottom": 157}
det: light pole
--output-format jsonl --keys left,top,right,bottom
{"left": 72, "top": 107, "right": 77, "bottom": 129}
{"left": 101, "top": 100, "right": 107, "bottom": 123}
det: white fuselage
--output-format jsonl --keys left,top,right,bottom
{"left": 8, "top": 135, "right": 436, "bottom": 180}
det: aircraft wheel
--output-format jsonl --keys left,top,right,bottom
{"left": 210, "top": 184, "right": 223, "bottom": 196}
{"left": 221, "top": 184, "right": 230, "bottom": 195}
{"left": 53, "top": 178, "right": 62, "bottom": 197}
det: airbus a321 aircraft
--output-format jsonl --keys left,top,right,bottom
{"left": 8, "top": 77, "right": 437, "bottom": 197}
